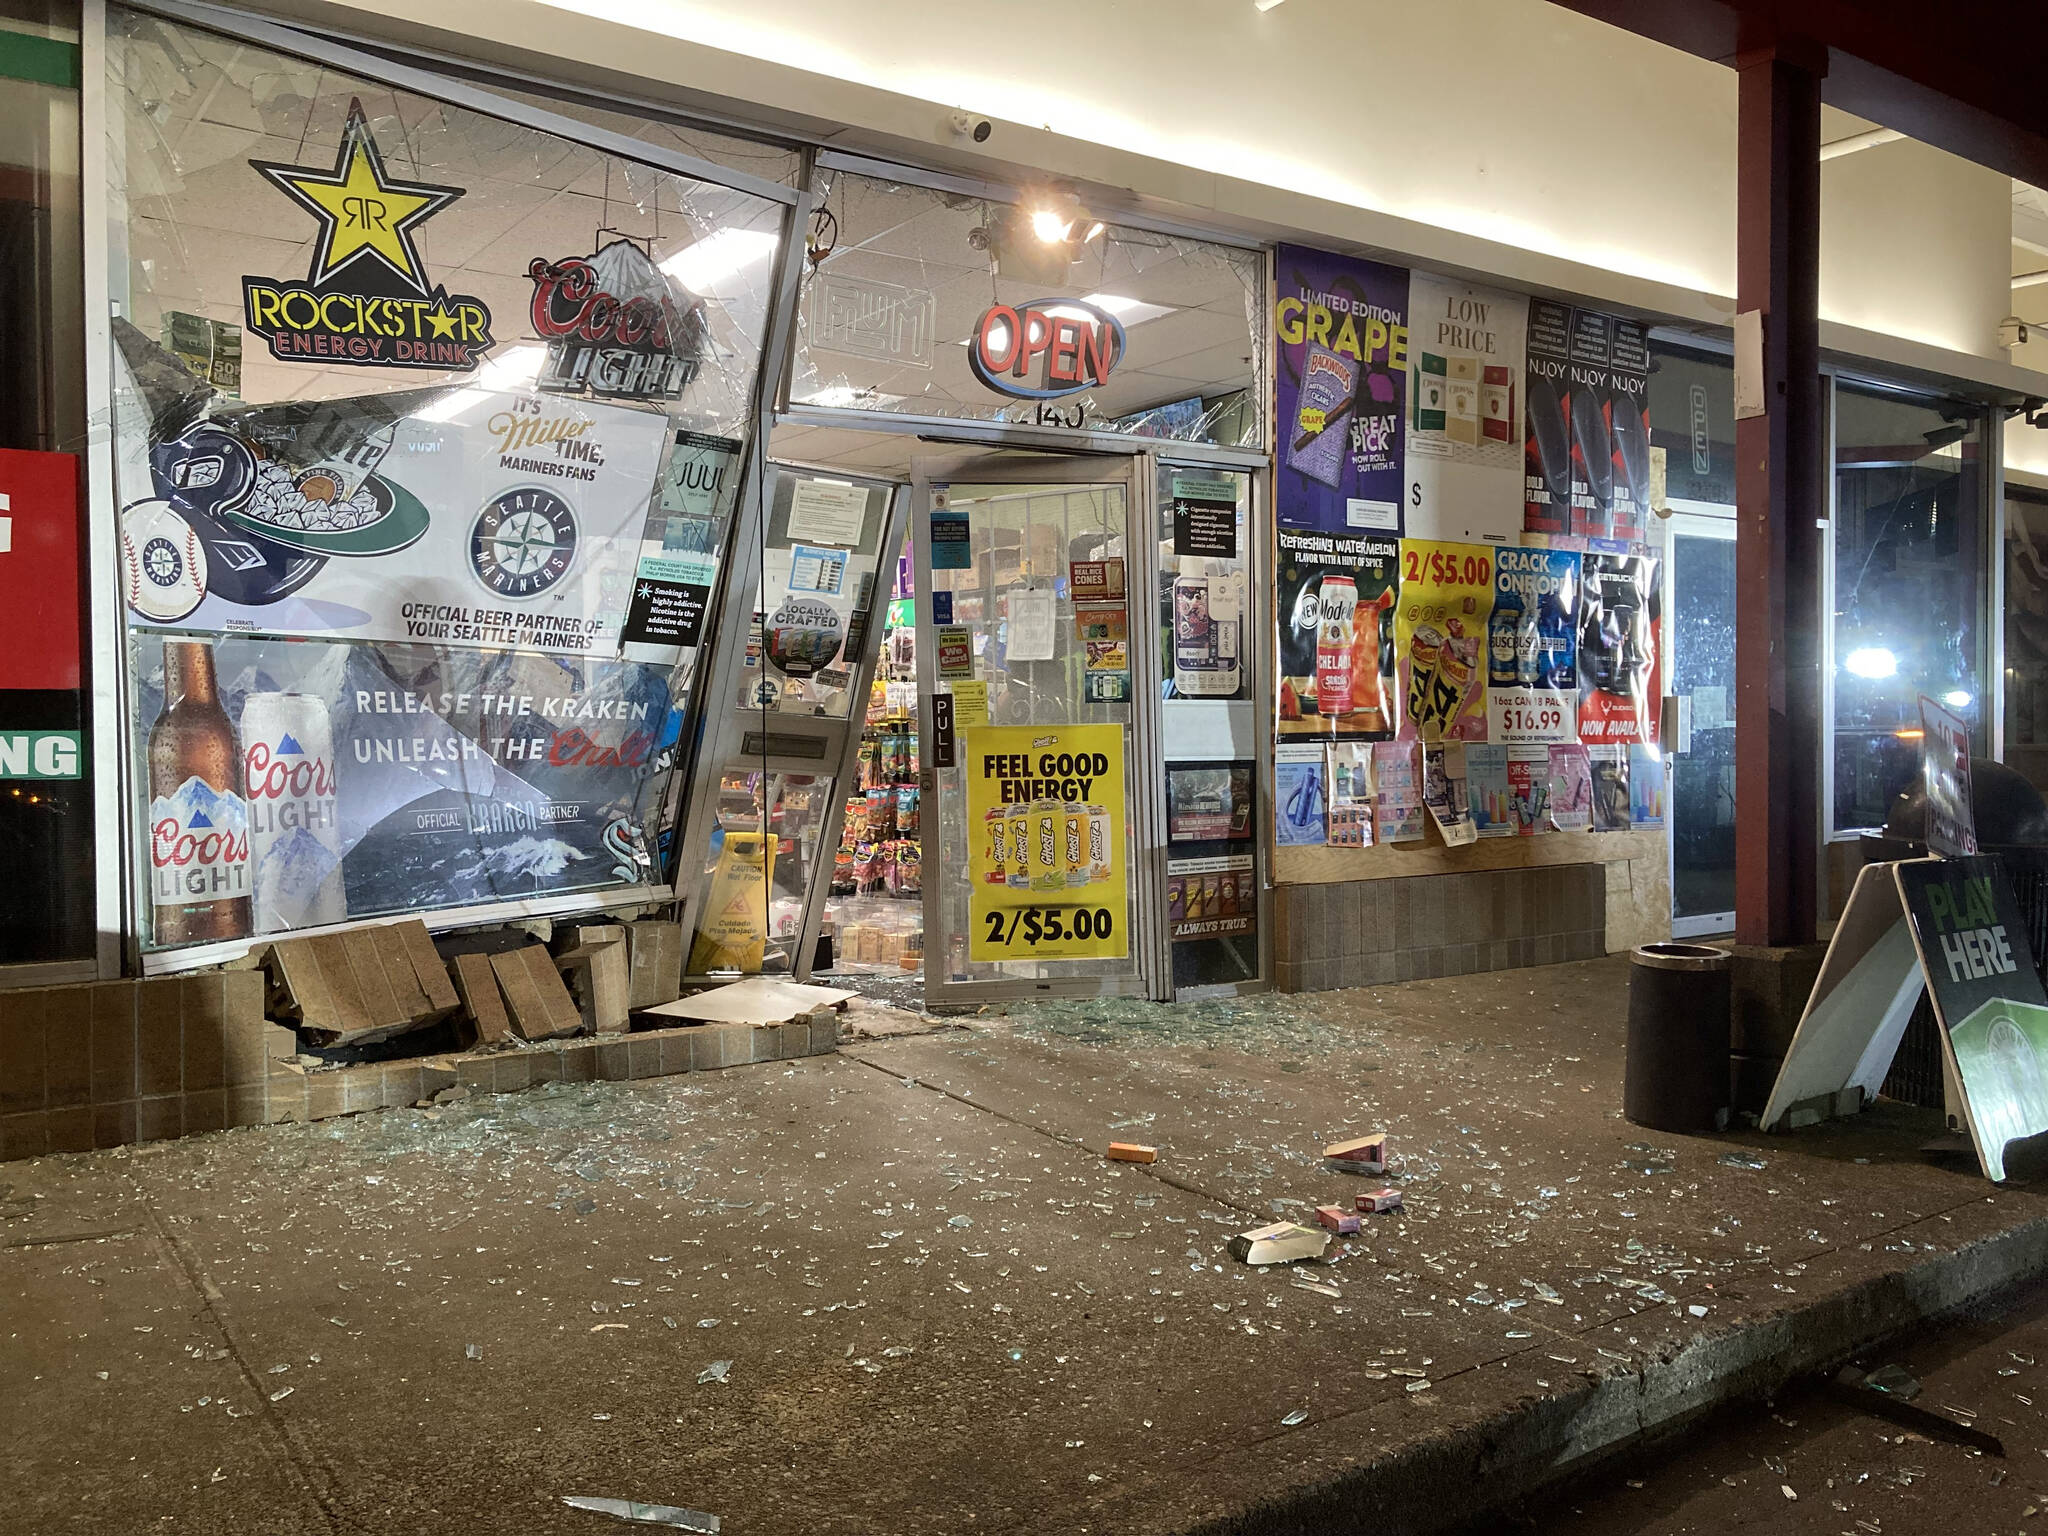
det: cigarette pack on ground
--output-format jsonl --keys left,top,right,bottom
{"left": 1356, "top": 1187, "right": 1403, "bottom": 1214}
{"left": 1314, "top": 1204, "right": 1361, "bottom": 1234}
{"left": 1323, "top": 1133, "right": 1387, "bottom": 1173}
{"left": 1107, "top": 1142, "right": 1157, "bottom": 1163}
{"left": 1228, "top": 1221, "right": 1330, "bottom": 1266}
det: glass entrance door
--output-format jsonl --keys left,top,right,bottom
{"left": 1666, "top": 510, "right": 1737, "bottom": 936}
{"left": 911, "top": 452, "right": 1158, "bottom": 1003}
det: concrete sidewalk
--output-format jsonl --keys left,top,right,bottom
{"left": 5, "top": 958, "right": 2046, "bottom": 1536}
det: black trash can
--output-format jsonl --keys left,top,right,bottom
{"left": 1625, "top": 942, "right": 1732, "bottom": 1133}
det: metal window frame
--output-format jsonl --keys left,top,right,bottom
{"left": 87, "top": 0, "right": 811, "bottom": 976}
{"left": 1662, "top": 508, "right": 1738, "bottom": 939}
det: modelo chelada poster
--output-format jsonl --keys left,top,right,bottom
{"left": 136, "top": 634, "right": 673, "bottom": 943}
{"left": 964, "top": 724, "right": 1127, "bottom": 963}
{"left": 1276, "top": 529, "right": 1398, "bottom": 740}
{"left": 1396, "top": 539, "right": 1493, "bottom": 742}
{"left": 1578, "top": 547, "right": 1662, "bottom": 745}
{"left": 1273, "top": 245, "right": 1408, "bottom": 535}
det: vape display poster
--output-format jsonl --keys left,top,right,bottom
{"left": 1170, "top": 572, "right": 1244, "bottom": 700}
{"left": 1372, "top": 739, "right": 1425, "bottom": 842}
{"left": 963, "top": 723, "right": 1127, "bottom": 962}
{"left": 1897, "top": 857, "right": 2048, "bottom": 1181}
{"left": 1547, "top": 743, "right": 1592, "bottom": 831}
{"left": 1421, "top": 741, "right": 1477, "bottom": 846}
{"left": 135, "top": 632, "right": 671, "bottom": 946}
{"left": 1465, "top": 743, "right": 1514, "bottom": 838}
{"left": 1171, "top": 475, "right": 1240, "bottom": 558}
{"left": 1276, "top": 530, "right": 1398, "bottom": 739}
{"left": 1273, "top": 245, "right": 1408, "bottom": 534}
{"left": 1579, "top": 549, "right": 1662, "bottom": 744}
{"left": 1563, "top": 311, "right": 1652, "bottom": 541}
{"left": 1487, "top": 545, "right": 1579, "bottom": 742}
{"left": 1629, "top": 744, "right": 1667, "bottom": 828}
{"left": 1507, "top": 746, "right": 1550, "bottom": 835}
{"left": 1168, "top": 852, "right": 1256, "bottom": 941}
{"left": 622, "top": 469, "right": 722, "bottom": 652}
{"left": 1522, "top": 299, "right": 1573, "bottom": 536}
{"left": 123, "top": 389, "right": 672, "bottom": 658}
{"left": 1406, "top": 272, "right": 1528, "bottom": 545}
{"left": 1920, "top": 694, "right": 1979, "bottom": 857}
{"left": 1166, "top": 762, "right": 1254, "bottom": 842}
{"left": 1275, "top": 743, "right": 1327, "bottom": 846}
{"left": 1589, "top": 744, "right": 1631, "bottom": 831}
{"left": 1326, "top": 742, "right": 1374, "bottom": 847}
{"left": 1396, "top": 539, "right": 1493, "bottom": 742}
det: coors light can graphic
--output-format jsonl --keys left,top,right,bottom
{"left": 147, "top": 639, "right": 252, "bottom": 945}
{"left": 241, "top": 692, "right": 346, "bottom": 932}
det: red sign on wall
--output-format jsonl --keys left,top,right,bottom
{"left": 0, "top": 448, "right": 82, "bottom": 690}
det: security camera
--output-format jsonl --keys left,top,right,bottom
{"left": 2001, "top": 316, "right": 2031, "bottom": 349}
{"left": 948, "top": 110, "right": 993, "bottom": 143}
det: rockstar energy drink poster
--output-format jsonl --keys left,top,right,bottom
{"left": 1396, "top": 539, "right": 1494, "bottom": 742}
{"left": 965, "top": 724, "right": 1127, "bottom": 962}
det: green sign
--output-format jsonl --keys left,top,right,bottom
{"left": 0, "top": 731, "right": 81, "bottom": 779}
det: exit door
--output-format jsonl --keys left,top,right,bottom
{"left": 910, "top": 451, "right": 1162, "bottom": 1003}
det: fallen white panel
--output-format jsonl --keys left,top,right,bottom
{"left": 641, "top": 976, "right": 855, "bottom": 1025}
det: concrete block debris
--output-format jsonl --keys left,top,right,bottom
{"left": 263, "top": 920, "right": 458, "bottom": 1047}
{"left": 1356, "top": 1187, "right": 1403, "bottom": 1214}
{"left": 1107, "top": 1142, "right": 1158, "bottom": 1163}
{"left": 1228, "top": 1221, "right": 1330, "bottom": 1266}
{"left": 491, "top": 946, "right": 584, "bottom": 1041}
{"left": 1323, "top": 1133, "right": 1387, "bottom": 1173}
{"left": 561, "top": 1495, "right": 720, "bottom": 1531}
{"left": 1314, "top": 1204, "right": 1361, "bottom": 1234}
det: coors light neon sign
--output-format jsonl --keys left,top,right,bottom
{"left": 527, "top": 238, "right": 706, "bottom": 400}
{"left": 968, "top": 298, "right": 1126, "bottom": 401}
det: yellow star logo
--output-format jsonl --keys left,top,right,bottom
{"left": 424, "top": 304, "right": 459, "bottom": 340}
{"left": 250, "top": 98, "right": 462, "bottom": 294}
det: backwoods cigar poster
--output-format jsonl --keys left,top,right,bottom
{"left": 1272, "top": 245, "right": 1408, "bottom": 535}
{"left": 1276, "top": 530, "right": 1398, "bottom": 740}
{"left": 1395, "top": 539, "right": 1493, "bottom": 742}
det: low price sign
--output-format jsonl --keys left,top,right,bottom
{"left": 964, "top": 723, "right": 1128, "bottom": 963}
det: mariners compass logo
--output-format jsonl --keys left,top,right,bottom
{"left": 242, "top": 99, "right": 495, "bottom": 371}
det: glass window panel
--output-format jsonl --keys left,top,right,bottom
{"left": 793, "top": 167, "right": 1264, "bottom": 447}
{"left": 1832, "top": 383, "right": 1985, "bottom": 835}
{"left": 2006, "top": 488, "right": 2048, "bottom": 790}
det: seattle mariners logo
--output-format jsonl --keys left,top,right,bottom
{"left": 469, "top": 487, "right": 577, "bottom": 597}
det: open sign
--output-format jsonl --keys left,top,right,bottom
{"left": 968, "top": 299, "right": 1126, "bottom": 400}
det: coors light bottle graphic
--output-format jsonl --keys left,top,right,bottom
{"left": 147, "top": 639, "right": 252, "bottom": 944}
{"left": 241, "top": 692, "right": 346, "bottom": 932}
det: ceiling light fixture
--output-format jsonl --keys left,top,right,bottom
{"left": 1254, "top": 0, "right": 1287, "bottom": 10}
{"left": 659, "top": 227, "right": 778, "bottom": 295}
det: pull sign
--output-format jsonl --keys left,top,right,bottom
{"left": 932, "top": 693, "right": 956, "bottom": 768}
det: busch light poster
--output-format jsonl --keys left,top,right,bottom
{"left": 1271, "top": 245, "right": 1408, "bottom": 535}
{"left": 133, "top": 633, "right": 679, "bottom": 949}
{"left": 1486, "top": 545, "right": 1579, "bottom": 743}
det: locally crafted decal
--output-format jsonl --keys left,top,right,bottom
{"left": 968, "top": 298, "right": 1125, "bottom": 401}
{"left": 242, "top": 98, "right": 495, "bottom": 371}
{"left": 527, "top": 238, "right": 707, "bottom": 400}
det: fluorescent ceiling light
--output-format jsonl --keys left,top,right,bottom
{"left": 1944, "top": 689, "right": 1973, "bottom": 708}
{"left": 1254, "top": 0, "right": 1287, "bottom": 10}
{"left": 1079, "top": 292, "right": 1174, "bottom": 327}
{"left": 660, "top": 228, "right": 777, "bottom": 295}
{"left": 1844, "top": 646, "right": 1898, "bottom": 680}
{"left": 805, "top": 385, "right": 902, "bottom": 409}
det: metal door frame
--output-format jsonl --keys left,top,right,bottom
{"left": 1664, "top": 506, "right": 1738, "bottom": 938}
{"left": 909, "top": 447, "right": 1165, "bottom": 1004}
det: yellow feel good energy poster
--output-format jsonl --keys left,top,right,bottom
{"left": 965, "top": 724, "right": 1128, "bottom": 962}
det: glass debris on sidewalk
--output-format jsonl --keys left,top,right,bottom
{"left": 696, "top": 1361, "right": 732, "bottom": 1385}
{"left": 562, "top": 1495, "right": 721, "bottom": 1531}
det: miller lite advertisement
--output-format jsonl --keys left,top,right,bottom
{"left": 136, "top": 635, "right": 676, "bottom": 949}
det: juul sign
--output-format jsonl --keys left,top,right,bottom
{"left": 968, "top": 299, "right": 1125, "bottom": 401}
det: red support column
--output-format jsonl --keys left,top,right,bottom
{"left": 1734, "top": 44, "right": 1826, "bottom": 948}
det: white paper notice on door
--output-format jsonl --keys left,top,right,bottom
{"left": 786, "top": 479, "right": 870, "bottom": 547}
{"left": 1007, "top": 585, "right": 1057, "bottom": 662}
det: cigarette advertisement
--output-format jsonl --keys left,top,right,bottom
{"left": 1273, "top": 245, "right": 1409, "bottom": 534}
{"left": 1276, "top": 530, "right": 1398, "bottom": 740}
{"left": 1396, "top": 539, "right": 1493, "bottom": 742}
{"left": 136, "top": 632, "right": 674, "bottom": 949}
{"left": 964, "top": 724, "right": 1127, "bottom": 962}
{"left": 1528, "top": 302, "right": 1655, "bottom": 539}
{"left": 1579, "top": 549, "right": 1663, "bottom": 745}
{"left": 1406, "top": 272, "right": 1528, "bottom": 546}
{"left": 118, "top": 387, "right": 672, "bottom": 659}
{"left": 1487, "top": 545, "right": 1580, "bottom": 743}
{"left": 1167, "top": 853, "right": 1256, "bottom": 942}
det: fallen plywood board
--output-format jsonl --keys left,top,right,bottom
{"left": 264, "top": 920, "right": 459, "bottom": 1046}
{"left": 490, "top": 945, "right": 583, "bottom": 1041}
{"left": 639, "top": 976, "right": 855, "bottom": 1026}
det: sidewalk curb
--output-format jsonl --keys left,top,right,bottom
{"left": 1177, "top": 1204, "right": 2048, "bottom": 1536}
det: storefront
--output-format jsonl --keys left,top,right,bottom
{"left": 0, "top": 0, "right": 2023, "bottom": 1018}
